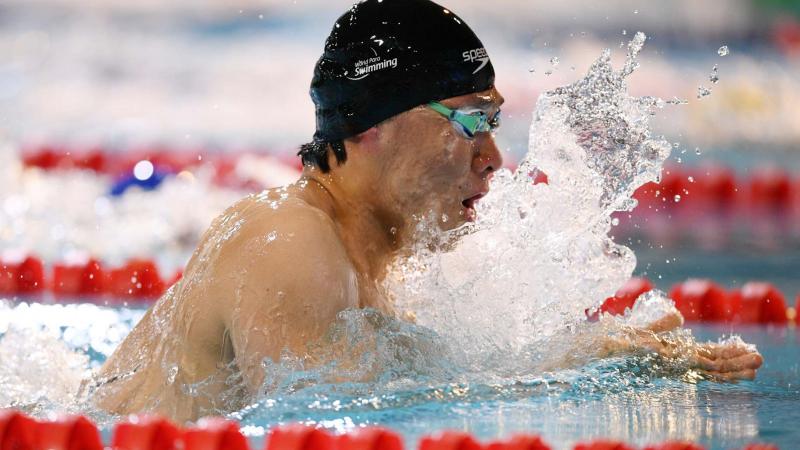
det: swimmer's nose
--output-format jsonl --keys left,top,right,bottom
{"left": 472, "top": 134, "right": 503, "bottom": 179}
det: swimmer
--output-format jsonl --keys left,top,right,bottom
{"left": 92, "top": 0, "right": 762, "bottom": 422}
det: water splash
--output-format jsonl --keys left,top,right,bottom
{"left": 386, "top": 32, "right": 672, "bottom": 373}
{"left": 709, "top": 65, "right": 719, "bottom": 84}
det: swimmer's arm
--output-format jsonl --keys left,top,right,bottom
{"left": 224, "top": 212, "right": 358, "bottom": 395}
{"left": 598, "top": 312, "right": 763, "bottom": 381}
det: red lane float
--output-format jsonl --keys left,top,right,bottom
{"left": 112, "top": 416, "right": 183, "bottom": 450}
{"left": 3, "top": 257, "right": 797, "bottom": 327}
{"left": 573, "top": 440, "right": 634, "bottom": 450}
{"left": 669, "top": 279, "right": 736, "bottom": 323}
{"left": 595, "top": 278, "right": 793, "bottom": 325}
{"left": 0, "top": 257, "right": 47, "bottom": 297}
{"left": 485, "top": 435, "right": 551, "bottom": 450}
{"left": 35, "top": 416, "right": 104, "bottom": 450}
{"left": 596, "top": 277, "right": 654, "bottom": 317}
{"left": 19, "top": 145, "right": 302, "bottom": 191}
{"left": 0, "top": 410, "right": 37, "bottom": 450}
{"left": 0, "top": 261, "right": 19, "bottom": 296}
{"left": 16, "top": 257, "right": 45, "bottom": 295}
{"left": 419, "top": 432, "right": 483, "bottom": 450}
{"left": 694, "top": 165, "right": 738, "bottom": 212}
{"left": 337, "top": 427, "right": 404, "bottom": 450}
{"left": 52, "top": 259, "right": 105, "bottom": 297}
{"left": 184, "top": 418, "right": 248, "bottom": 450}
{"left": 266, "top": 424, "right": 336, "bottom": 450}
{"left": 748, "top": 168, "right": 793, "bottom": 214}
{"left": 1, "top": 256, "right": 181, "bottom": 301}
{"left": 0, "top": 410, "right": 788, "bottom": 450}
{"left": 108, "top": 259, "right": 166, "bottom": 300}
{"left": 18, "top": 146, "right": 800, "bottom": 216}
{"left": 730, "top": 283, "right": 788, "bottom": 325}
{"left": 643, "top": 442, "right": 704, "bottom": 450}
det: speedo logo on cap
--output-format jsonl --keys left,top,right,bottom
{"left": 345, "top": 49, "right": 399, "bottom": 81}
{"left": 463, "top": 47, "right": 489, "bottom": 74}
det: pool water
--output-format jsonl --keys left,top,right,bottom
{"left": 231, "top": 325, "right": 799, "bottom": 450}
{"left": 0, "top": 302, "right": 796, "bottom": 450}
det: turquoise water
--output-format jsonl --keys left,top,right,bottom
{"left": 227, "top": 325, "right": 799, "bottom": 450}
{"left": 3, "top": 302, "right": 794, "bottom": 450}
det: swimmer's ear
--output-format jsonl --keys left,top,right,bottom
{"left": 349, "top": 126, "right": 379, "bottom": 143}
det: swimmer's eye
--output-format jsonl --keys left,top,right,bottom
{"left": 488, "top": 110, "right": 501, "bottom": 132}
{"left": 428, "top": 102, "right": 502, "bottom": 139}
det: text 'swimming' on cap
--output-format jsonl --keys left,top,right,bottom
{"left": 310, "top": 0, "right": 495, "bottom": 143}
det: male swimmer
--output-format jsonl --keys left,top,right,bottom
{"left": 92, "top": 0, "right": 762, "bottom": 422}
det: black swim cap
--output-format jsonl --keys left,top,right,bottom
{"left": 310, "top": 0, "right": 495, "bottom": 143}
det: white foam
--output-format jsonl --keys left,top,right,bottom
{"left": 387, "top": 33, "right": 672, "bottom": 372}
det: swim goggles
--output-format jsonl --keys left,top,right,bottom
{"left": 428, "top": 101, "right": 501, "bottom": 139}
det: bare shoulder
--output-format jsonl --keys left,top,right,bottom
{"left": 227, "top": 194, "right": 351, "bottom": 269}
{"left": 215, "top": 193, "right": 359, "bottom": 321}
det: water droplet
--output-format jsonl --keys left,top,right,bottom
{"left": 611, "top": 217, "right": 620, "bottom": 226}
{"left": 544, "top": 70, "right": 553, "bottom": 76}
{"left": 633, "top": 9, "right": 639, "bottom": 14}
{"left": 694, "top": 147, "right": 702, "bottom": 155}
{"left": 687, "top": 176, "right": 694, "bottom": 183}
{"left": 441, "top": 214, "right": 449, "bottom": 223}
{"left": 167, "top": 366, "right": 178, "bottom": 383}
{"left": 390, "top": 227, "right": 397, "bottom": 235}
{"left": 528, "top": 68, "right": 535, "bottom": 73}
{"left": 718, "top": 45, "right": 729, "bottom": 56}
{"left": 549, "top": 56, "right": 559, "bottom": 67}
{"left": 267, "top": 231, "right": 277, "bottom": 242}
{"left": 674, "top": 194, "right": 681, "bottom": 202}
{"left": 622, "top": 29, "right": 627, "bottom": 35}
{"left": 697, "top": 86, "right": 712, "bottom": 99}
{"left": 709, "top": 64, "right": 719, "bottom": 84}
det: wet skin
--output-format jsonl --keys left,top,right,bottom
{"left": 93, "top": 87, "right": 762, "bottom": 422}
{"left": 92, "top": 88, "right": 505, "bottom": 421}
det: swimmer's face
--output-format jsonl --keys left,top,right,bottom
{"left": 376, "top": 87, "right": 504, "bottom": 231}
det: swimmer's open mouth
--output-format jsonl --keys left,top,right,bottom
{"left": 462, "top": 193, "right": 486, "bottom": 221}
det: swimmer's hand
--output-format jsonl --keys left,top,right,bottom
{"left": 602, "top": 312, "right": 763, "bottom": 381}
{"left": 689, "top": 340, "right": 763, "bottom": 381}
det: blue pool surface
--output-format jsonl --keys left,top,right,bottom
{"left": 228, "top": 325, "right": 799, "bottom": 450}
{"left": 0, "top": 302, "right": 797, "bottom": 450}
